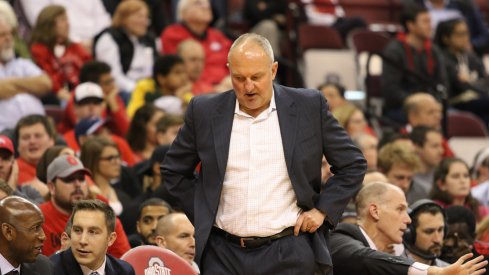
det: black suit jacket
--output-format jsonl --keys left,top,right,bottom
{"left": 330, "top": 223, "right": 415, "bottom": 275}
{"left": 162, "top": 84, "right": 367, "bottom": 269}
{"left": 0, "top": 254, "right": 53, "bottom": 275}
{"left": 50, "top": 249, "right": 135, "bottom": 275}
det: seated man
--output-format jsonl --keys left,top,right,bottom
{"left": 128, "top": 198, "right": 172, "bottom": 247}
{"left": 156, "top": 115, "right": 184, "bottom": 146}
{"left": 155, "top": 213, "right": 199, "bottom": 273}
{"left": 330, "top": 182, "right": 487, "bottom": 275}
{"left": 401, "top": 199, "right": 449, "bottom": 266}
{"left": 50, "top": 199, "right": 135, "bottom": 275}
{"left": 40, "top": 155, "right": 131, "bottom": 257}
{"left": 0, "top": 196, "right": 53, "bottom": 274}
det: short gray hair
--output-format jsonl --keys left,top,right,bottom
{"left": 228, "top": 33, "right": 275, "bottom": 65}
{"left": 177, "top": 0, "right": 210, "bottom": 22}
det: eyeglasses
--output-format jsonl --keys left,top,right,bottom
{"left": 99, "top": 155, "right": 121, "bottom": 162}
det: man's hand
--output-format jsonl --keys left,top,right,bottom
{"left": 294, "top": 208, "right": 326, "bottom": 236}
{"left": 428, "top": 253, "right": 487, "bottom": 275}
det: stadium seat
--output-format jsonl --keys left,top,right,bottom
{"left": 447, "top": 110, "right": 489, "bottom": 138}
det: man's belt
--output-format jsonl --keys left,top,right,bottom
{"left": 211, "top": 226, "right": 295, "bottom": 249}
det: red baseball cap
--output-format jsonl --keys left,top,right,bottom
{"left": 0, "top": 135, "right": 14, "bottom": 154}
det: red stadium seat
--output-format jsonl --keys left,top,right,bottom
{"left": 447, "top": 111, "right": 489, "bottom": 138}
{"left": 121, "top": 245, "right": 198, "bottom": 275}
{"left": 298, "top": 23, "right": 344, "bottom": 50}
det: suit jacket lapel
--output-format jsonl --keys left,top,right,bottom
{"left": 62, "top": 249, "right": 84, "bottom": 275}
{"left": 212, "top": 91, "right": 236, "bottom": 182}
{"left": 275, "top": 84, "right": 298, "bottom": 173}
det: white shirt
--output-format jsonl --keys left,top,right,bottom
{"left": 95, "top": 33, "right": 154, "bottom": 93}
{"left": 215, "top": 91, "right": 302, "bottom": 237}
{"left": 0, "top": 252, "right": 20, "bottom": 275}
{"left": 359, "top": 226, "right": 430, "bottom": 275}
{"left": 80, "top": 256, "right": 106, "bottom": 275}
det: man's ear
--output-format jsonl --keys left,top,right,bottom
{"left": 107, "top": 231, "right": 117, "bottom": 247}
{"left": 368, "top": 204, "right": 380, "bottom": 221}
{"left": 155, "top": 235, "right": 166, "bottom": 248}
{"left": 1, "top": 223, "right": 15, "bottom": 241}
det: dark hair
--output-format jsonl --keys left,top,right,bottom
{"left": 434, "top": 18, "right": 466, "bottom": 49}
{"left": 137, "top": 198, "right": 172, "bottom": 220}
{"left": 70, "top": 199, "right": 116, "bottom": 233}
{"left": 400, "top": 4, "right": 428, "bottom": 33}
{"left": 127, "top": 104, "right": 164, "bottom": 152}
{"left": 80, "top": 136, "right": 118, "bottom": 177}
{"left": 430, "top": 158, "right": 480, "bottom": 220}
{"left": 409, "top": 126, "right": 440, "bottom": 147}
{"left": 36, "top": 145, "right": 70, "bottom": 183}
{"left": 153, "top": 54, "right": 184, "bottom": 82}
{"left": 378, "top": 131, "right": 410, "bottom": 150}
{"left": 79, "top": 61, "right": 112, "bottom": 84}
{"left": 156, "top": 115, "right": 184, "bottom": 134}
{"left": 15, "top": 115, "right": 56, "bottom": 144}
{"left": 412, "top": 203, "right": 444, "bottom": 229}
{"left": 317, "top": 82, "right": 346, "bottom": 98}
{"left": 30, "top": 5, "right": 68, "bottom": 51}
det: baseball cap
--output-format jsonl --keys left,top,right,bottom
{"left": 75, "top": 118, "right": 106, "bottom": 141}
{"left": 0, "top": 135, "right": 14, "bottom": 154}
{"left": 47, "top": 155, "right": 91, "bottom": 182}
{"left": 74, "top": 82, "right": 104, "bottom": 103}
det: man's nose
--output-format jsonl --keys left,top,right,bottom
{"left": 244, "top": 80, "right": 254, "bottom": 92}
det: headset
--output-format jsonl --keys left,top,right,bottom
{"left": 403, "top": 199, "right": 448, "bottom": 260}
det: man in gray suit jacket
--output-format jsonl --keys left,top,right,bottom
{"left": 162, "top": 33, "right": 367, "bottom": 274}
{"left": 0, "top": 196, "right": 53, "bottom": 275}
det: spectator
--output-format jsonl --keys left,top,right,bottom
{"left": 472, "top": 147, "right": 489, "bottom": 186}
{"left": 353, "top": 133, "right": 379, "bottom": 171}
{"left": 176, "top": 39, "right": 215, "bottom": 95}
{"left": 0, "top": 196, "right": 53, "bottom": 274}
{"left": 332, "top": 104, "right": 373, "bottom": 137}
{"left": 50, "top": 200, "right": 135, "bottom": 275}
{"left": 15, "top": 115, "right": 55, "bottom": 188}
{"left": 127, "top": 104, "right": 165, "bottom": 162}
{"left": 161, "top": 0, "right": 232, "bottom": 86}
{"left": 318, "top": 82, "right": 348, "bottom": 112}
{"left": 155, "top": 213, "right": 199, "bottom": 273}
{"left": 410, "top": 126, "right": 444, "bottom": 197}
{"left": 363, "top": 170, "right": 388, "bottom": 184}
{"left": 128, "top": 198, "right": 172, "bottom": 247}
{"left": 432, "top": 158, "right": 489, "bottom": 222}
{"left": 20, "top": 0, "right": 111, "bottom": 51}
{"left": 0, "top": 13, "right": 52, "bottom": 132}
{"left": 401, "top": 199, "right": 449, "bottom": 266}
{"left": 378, "top": 142, "right": 425, "bottom": 204}
{"left": 381, "top": 5, "right": 448, "bottom": 123}
{"left": 155, "top": 115, "right": 184, "bottom": 146}
{"left": 403, "top": 93, "right": 454, "bottom": 158}
{"left": 94, "top": 0, "right": 156, "bottom": 96}
{"left": 127, "top": 55, "right": 189, "bottom": 119}
{"left": 135, "top": 145, "right": 171, "bottom": 202}
{"left": 330, "top": 182, "right": 486, "bottom": 274}
{"left": 0, "top": 1, "right": 30, "bottom": 58}
{"left": 61, "top": 61, "right": 129, "bottom": 137}
{"left": 30, "top": 5, "right": 92, "bottom": 104}
{"left": 434, "top": 18, "right": 489, "bottom": 126}
{"left": 40, "top": 154, "right": 130, "bottom": 257}
{"left": 36, "top": 145, "right": 75, "bottom": 184}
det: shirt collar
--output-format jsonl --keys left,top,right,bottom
{"left": 0, "top": 253, "right": 20, "bottom": 275}
{"left": 234, "top": 89, "right": 276, "bottom": 117}
{"left": 80, "top": 256, "right": 106, "bottom": 275}
{"left": 359, "top": 226, "right": 378, "bottom": 250}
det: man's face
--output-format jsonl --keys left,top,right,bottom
{"left": 181, "top": 44, "right": 205, "bottom": 82}
{"left": 0, "top": 149, "right": 13, "bottom": 181}
{"left": 70, "top": 210, "right": 116, "bottom": 271}
{"left": 98, "top": 73, "right": 116, "bottom": 95}
{"left": 182, "top": 0, "right": 212, "bottom": 25}
{"left": 321, "top": 85, "right": 345, "bottom": 111}
{"left": 136, "top": 205, "right": 171, "bottom": 245}
{"left": 157, "top": 124, "right": 183, "bottom": 146}
{"left": 359, "top": 136, "right": 378, "bottom": 170}
{"left": 0, "top": 20, "right": 14, "bottom": 63}
{"left": 9, "top": 209, "right": 45, "bottom": 264}
{"left": 74, "top": 100, "right": 104, "bottom": 122}
{"left": 417, "top": 132, "right": 444, "bottom": 168}
{"left": 376, "top": 188, "right": 411, "bottom": 244}
{"left": 229, "top": 43, "right": 278, "bottom": 117}
{"left": 414, "top": 212, "right": 445, "bottom": 257}
{"left": 385, "top": 164, "right": 414, "bottom": 194}
{"left": 159, "top": 64, "right": 189, "bottom": 93}
{"left": 49, "top": 171, "right": 89, "bottom": 213}
{"left": 410, "top": 100, "right": 442, "bottom": 129}
{"left": 156, "top": 215, "right": 195, "bottom": 264}
{"left": 409, "top": 12, "right": 432, "bottom": 40}
{"left": 17, "top": 123, "right": 54, "bottom": 164}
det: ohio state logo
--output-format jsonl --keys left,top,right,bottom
{"left": 144, "top": 257, "right": 171, "bottom": 275}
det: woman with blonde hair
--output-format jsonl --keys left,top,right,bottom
{"left": 332, "top": 103, "right": 374, "bottom": 137}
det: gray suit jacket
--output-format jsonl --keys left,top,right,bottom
{"left": 162, "top": 84, "right": 367, "bottom": 270}
{"left": 0, "top": 254, "right": 53, "bottom": 275}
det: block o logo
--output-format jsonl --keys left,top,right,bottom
{"left": 144, "top": 257, "right": 172, "bottom": 275}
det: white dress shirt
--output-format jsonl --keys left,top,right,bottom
{"left": 80, "top": 256, "right": 106, "bottom": 275}
{"left": 359, "top": 226, "right": 430, "bottom": 275}
{"left": 215, "top": 91, "right": 302, "bottom": 237}
{"left": 0, "top": 252, "right": 20, "bottom": 275}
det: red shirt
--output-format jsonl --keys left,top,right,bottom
{"left": 63, "top": 130, "right": 136, "bottom": 166}
{"left": 31, "top": 43, "right": 91, "bottom": 92}
{"left": 161, "top": 24, "right": 231, "bottom": 85}
{"left": 17, "top": 157, "right": 37, "bottom": 185}
{"left": 40, "top": 199, "right": 130, "bottom": 258}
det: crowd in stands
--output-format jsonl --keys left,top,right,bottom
{"left": 2, "top": 0, "right": 489, "bottom": 274}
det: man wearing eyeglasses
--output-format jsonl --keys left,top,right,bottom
{"left": 0, "top": 196, "right": 53, "bottom": 275}
{"left": 39, "top": 155, "right": 131, "bottom": 258}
